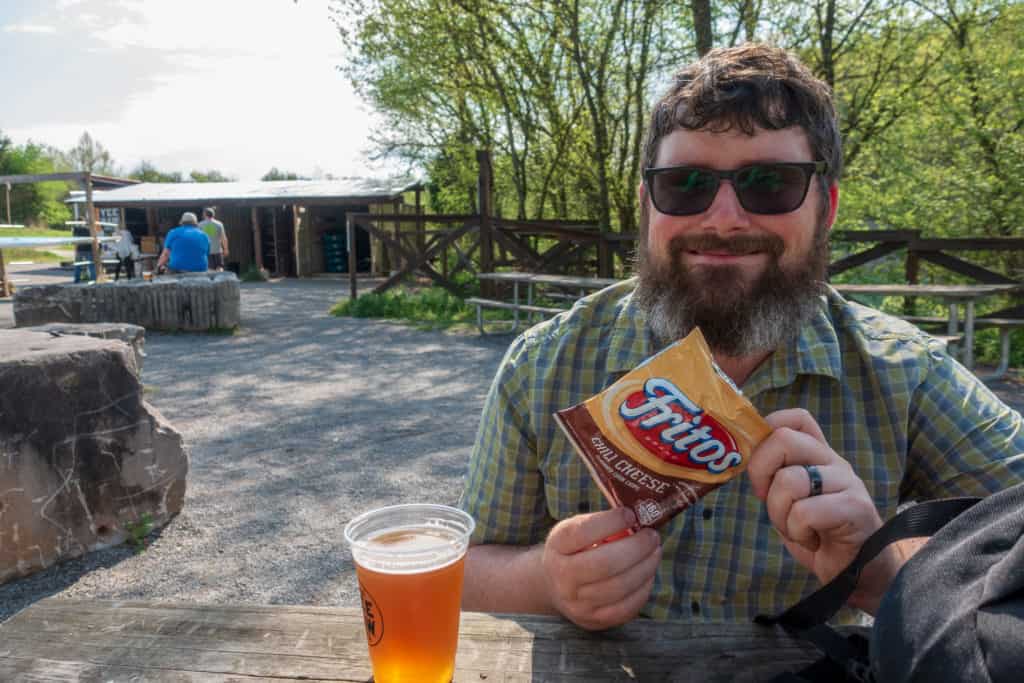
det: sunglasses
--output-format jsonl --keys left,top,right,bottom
{"left": 643, "top": 161, "right": 828, "bottom": 216}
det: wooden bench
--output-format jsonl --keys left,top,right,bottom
{"left": 901, "top": 315, "right": 1023, "bottom": 379}
{"left": 465, "top": 296, "right": 566, "bottom": 334}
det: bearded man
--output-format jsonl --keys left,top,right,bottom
{"left": 459, "top": 44, "right": 1024, "bottom": 630}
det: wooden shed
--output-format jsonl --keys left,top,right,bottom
{"left": 83, "top": 177, "right": 423, "bottom": 277}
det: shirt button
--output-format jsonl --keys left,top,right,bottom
{"left": 690, "top": 600, "right": 701, "bottom": 615}
{"left": 702, "top": 509, "right": 713, "bottom": 520}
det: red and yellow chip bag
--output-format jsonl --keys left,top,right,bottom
{"left": 554, "top": 328, "right": 772, "bottom": 529}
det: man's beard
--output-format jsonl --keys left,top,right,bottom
{"left": 633, "top": 225, "right": 829, "bottom": 358}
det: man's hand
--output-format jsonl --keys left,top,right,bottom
{"left": 747, "top": 409, "right": 897, "bottom": 610}
{"left": 542, "top": 507, "right": 661, "bottom": 630}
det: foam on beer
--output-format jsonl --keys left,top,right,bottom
{"left": 350, "top": 522, "right": 469, "bottom": 574}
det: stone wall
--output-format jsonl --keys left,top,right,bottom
{"left": 12, "top": 272, "right": 241, "bottom": 332}
{"left": 0, "top": 330, "right": 188, "bottom": 585}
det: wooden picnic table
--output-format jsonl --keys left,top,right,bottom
{"left": 833, "top": 283, "right": 1023, "bottom": 370}
{"left": 472, "top": 271, "right": 622, "bottom": 333}
{"left": 0, "top": 598, "right": 835, "bottom": 681}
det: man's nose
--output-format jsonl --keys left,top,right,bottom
{"left": 702, "top": 179, "right": 752, "bottom": 230}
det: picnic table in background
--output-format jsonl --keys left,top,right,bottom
{"left": 833, "top": 282, "right": 1024, "bottom": 374}
{"left": 0, "top": 597, "right": 839, "bottom": 681}
{"left": 470, "top": 271, "right": 621, "bottom": 333}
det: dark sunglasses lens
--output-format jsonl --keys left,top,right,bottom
{"left": 734, "top": 165, "right": 810, "bottom": 214}
{"left": 651, "top": 168, "right": 718, "bottom": 215}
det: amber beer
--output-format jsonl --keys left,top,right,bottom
{"left": 344, "top": 504, "right": 475, "bottom": 683}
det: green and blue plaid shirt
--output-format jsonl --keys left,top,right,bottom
{"left": 460, "top": 280, "right": 1024, "bottom": 622}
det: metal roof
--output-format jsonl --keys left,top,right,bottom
{"left": 85, "top": 177, "right": 422, "bottom": 206}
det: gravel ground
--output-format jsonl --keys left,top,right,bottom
{"left": 1, "top": 264, "right": 1022, "bottom": 624}
{"left": 1, "top": 271, "right": 511, "bottom": 622}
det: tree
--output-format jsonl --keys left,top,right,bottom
{"left": 0, "top": 131, "right": 72, "bottom": 226}
{"left": 65, "top": 131, "right": 117, "bottom": 174}
{"left": 129, "top": 161, "right": 184, "bottom": 183}
{"left": 262, "top": 167, "right": 309, "bottom": 180}
{"left": 189, "top": 169, "right": 235, "bottom": 182}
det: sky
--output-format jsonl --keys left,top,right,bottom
{"left": 1, "top": 0, "right": 394, "bottom": 181}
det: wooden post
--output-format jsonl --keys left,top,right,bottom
{"left": 477, "top": 150, "right": 494, "bottom": 296}
{"left": 0, "top": 248, "right": 10, "bottom": 298}
{"left": 4, "top": 182, "right": 10, "bottom": 225}
{"left": 293, "top": 205, "right": 304, "bottom": 278}
{"left": 146, "top": 207, "right": 158, "bottom": 236}
{"left": 393, "top": 198, "right": 402, "bottom": 278}
{"left": 119, "top": 207, "right": 126, "bottom": 230}
{"left": 251, "top": 206, "right": 264, "bottom": 271}
{"left": 347, "top": 215, "right": 358, "bottom": 300}
{"left": 904, "top": 249, "right": 920, "bottom": 316}
{"left": 415, "top": 186, "right": 424, "bottom": 255}
{"left": 268, "top": 210, "right": 279, "bottom": 276}
{"left": 85, "top": 173, "right": 106, "bottom": 282}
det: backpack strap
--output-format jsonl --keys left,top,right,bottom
{"left": 755, "top": 497, "right": 982, "bottom": 681}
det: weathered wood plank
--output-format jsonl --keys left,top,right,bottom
{"left": 0, "top": 599, "right": 830, "bottom": 682}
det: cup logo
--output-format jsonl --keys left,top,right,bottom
{"left": 619, "top": 377, "right": 742, "bottom": 474}
{"left": 359, "top": 581, "right": 383, "bottom": 646}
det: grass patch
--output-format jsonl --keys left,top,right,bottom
{"left": 0, "top": 248, "right": 64, "bottom": 262}
{"left": 0, "top": 227, "right": 73, "bottom": 239}
{"left": 331, "top": 285, "right": 513, "bottom": 330}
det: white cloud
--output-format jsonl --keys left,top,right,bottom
{"left": 4, "top": 0, "right": 389, "bottom": 181}
{"left": 3, "top": 24, "right": 58, "bottom": 33}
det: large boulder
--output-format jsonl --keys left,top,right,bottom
{"left": 12, "top": 272, "right": 241, "bottom": 332}
{"left": 0, "top": 329, "right": 187, "bottom": 585}
{"left": 23, "top": 322, "right": 146, "bottom": 375}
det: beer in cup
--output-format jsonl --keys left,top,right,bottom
{"left": 344, "top": 504, "right": 474, "bottom": 683}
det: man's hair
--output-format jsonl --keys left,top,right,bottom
{"left": 203, "top": 207, "right": 215, "bottom": 218}
{"left": 640, "top": 44, "right": 842, "bottom": 185}
{"left": 180, "top": 212, "right": 198, "bottom": 225}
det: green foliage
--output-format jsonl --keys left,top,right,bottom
{"left": 130, "top": 161, "right": 184, "bottom": 183}
{"left": 0, "top": 131, "right": 73, "bottom": 227}
{"left": 240, "top": 265, "right": 269, "bottom": 282}
{"left": 262, "top": 167, "right": 309, "bottom": 181}
{"left": 64, "top": 131, "right": 116, "bottom": 175}
{"left": 125, "top": 513, "right": 154, "bottom": 553}
{"left": 189, "top": 169, "right": 235, "bottom": 182}
{"left": 330, "top": 284, "right": 506, "bottom": 330}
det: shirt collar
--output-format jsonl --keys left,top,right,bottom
{"left": 606, "top": 282, "right": 844, "bottom": 393}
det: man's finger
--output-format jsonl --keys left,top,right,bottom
{"left": 565, "top": 528, "right": 660, "bottom": 586}
{"left": 589, "top": 573, "right": 657, "bottom": 630}
{"left": 748, "top": 427, "right": 845, "bottom": 499}
{"left": 785, "top": 490, "right": 879, "bottom": 551}
{"left": 764, "top": 409, "right": 827, "bottom": 442}
{"left": 764, "top": 464, "right": 854, "bottom": 540}
{"left": 547, "top": 507, "right": 637, "bottom": 555}
{"left": 575, "top": 538, "right": 662, "bottom": 605}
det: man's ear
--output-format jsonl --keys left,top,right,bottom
{"left": 826, "top": 183, "right": 840, "bottom": 231}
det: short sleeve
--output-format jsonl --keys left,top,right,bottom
{"left": 460, "top": 337, "right": 555, "bottom": 546}
{"left": 904, "top": 351, "right": 1024, "bottom": 500}
{"left": 164, "top": 229, "right": 178, "bottom": 250}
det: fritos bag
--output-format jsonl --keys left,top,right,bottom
{"left": 554, "top": 328, "right": 772, "bottom": 529}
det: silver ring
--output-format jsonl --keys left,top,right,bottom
{"left": 804, "top": 465, "right": 823, "bottom": 497}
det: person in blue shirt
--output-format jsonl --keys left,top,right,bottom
{"left": 157, "top": 212, "right": 210, "bottom": 273}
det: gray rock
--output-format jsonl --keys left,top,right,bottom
{"left": 0, "top": 330, "right": 187, "bottom": 585}
{"left": 22, "top": 322, "right": 146, "bottom": 375}
{"left": 11, "top": 272, "right": 240, "bottom": 332}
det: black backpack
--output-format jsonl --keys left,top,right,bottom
{"left": 756, "top": 481, "right": 1024, "bottom": 682}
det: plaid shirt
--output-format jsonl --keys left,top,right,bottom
{"left": 460, "top": 280, "right": 1024, "bottom": 622}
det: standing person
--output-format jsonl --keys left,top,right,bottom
{"left": 112, "top": 226, "right": 138, "bottom": 280}
{"left": 458, "top": 43, "right": 1024, "bottom": 630}
{"left": 198, "top": 207, "right": 228, "bottom": 271}
{"left": 157, "top": 212, "right": 209, "bottom": 274}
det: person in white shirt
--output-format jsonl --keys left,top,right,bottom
{"left": 113, "top": 227, "right": 139, "bottom": 280}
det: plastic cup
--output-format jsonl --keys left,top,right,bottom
{"left": 344, "top": 504, "right": 475, "bottom": 683}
